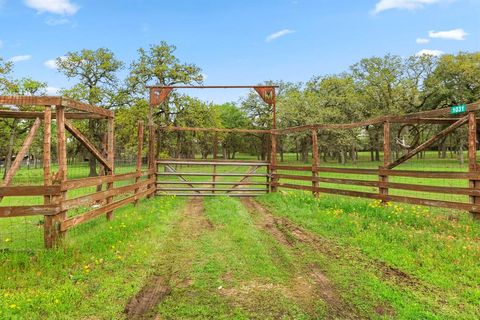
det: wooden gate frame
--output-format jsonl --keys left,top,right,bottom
{"left": 0, "top": 96, "right": 116, "bottom": 247}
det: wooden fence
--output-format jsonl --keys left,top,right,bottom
{"left": 2, "top": 96, "right": 480, "bottom": 250}
{"left": 0, "top": 96, "right": 153, "bottom": 248}
{"left": 269, "top": 108, "right": 480, "bottom": 218}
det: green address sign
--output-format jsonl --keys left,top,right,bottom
{"left": 450, "top": 104, "right": 467, "bottom": 115}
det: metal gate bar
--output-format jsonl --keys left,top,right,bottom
{"left": 155, "top": 159, "right": 270, "bottom": 197}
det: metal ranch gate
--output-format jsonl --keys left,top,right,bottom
{"left": 148, "top": 85, "right": 278, "bottom": 198}
{"left": 156, "top": 159, "right": 270, "bottom": 197}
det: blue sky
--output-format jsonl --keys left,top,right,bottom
{"left": 0, "top": 0, "right": 478, "bottom": 103}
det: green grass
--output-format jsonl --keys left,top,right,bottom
{"left": 1, "top": 150, "right": 479, "bottom": 318}
{"left": 1, "top": 191, "right": 479, "bottom": 318}
{"left": 0, "top": 196, "right": 181, "bottom": 319}
{"left": 258, "top": 192, "right": 480, "bottom": 319}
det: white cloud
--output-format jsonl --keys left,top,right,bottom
{"left": 266, "top": 29, "right": 295, "bottom": 42}
{"left": 24, "top": 0, "right": 79, "bottom": 16}
{"left": 416, "top": 38, "right": 430, "bottom": 44}
{"left": 428, "top": 28, "right": 467, "bottom": 40}
{"left": 416, "top": 49, "right": 444, "bottom": 57}
{"left": 9, "top": 55, "right": 32, "bottom": 63}
{"left": 44, "top": 59, "right": 57, "bottom": 69}
{"left": 44, "top": 56, "right": 66, "bottom": 69}
{"left": 373, "top": 0, "right": 444, "bottom": 14}
{"left": 46, "top": 86, "right": 60, "bottom": 95}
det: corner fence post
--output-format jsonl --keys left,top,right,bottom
{"left": 134, "top": 121, "right": 144, "bottom": 206}
{"left": 147, "top": 103, "right": 156, "bottom": 198}
{"left": 468, "top": 112, "right": 480, "bottom": 219}
{"left": 45, "top": 104, "right": 68, "bottom": 248}
{"left": 380, "top": 120, "right": 390, "bottom": 202}
{"left": 270, "top": 132, "right": 278, "bottom": 192}
{"left": 311, "top": 128, "right": 319, "bottom": 198}
{"left": 43, "top": 105, "right": 53, "bottom": 248}
{"left": 106, "top": 117, "right": 115, "bottom": 220}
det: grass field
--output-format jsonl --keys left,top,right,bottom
{"left": 0, "top": 150, "right": 474, "bottom": 248}
{"left": 0, "top": 151, "right": 479, "bottom": 318}
{"left": 1, "top": 193, "right": 479, "bottom": 319}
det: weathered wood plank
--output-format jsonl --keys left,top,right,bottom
{"left": 0, "top": 205, "right": 60, "bottom": 217}
{"left": 0, "top": 96, "right": 62, "bottom": 106}
{"left": 468, "top": 112, "right": 480, "bottom": 219}
{"left": 159, "top": 126, "right": 271, "bottom": 134}
{"left": 0, "top": 186, "right": 60, "bottom": 197}
{"left": 2, "top": 118, "right": 41, "bottom": 187}
{"left": 61, "top": 97, "right": 113, "bottom": 117}
{"left": 379, "top": 169, "right": 474, "bottom": 179}
{"left": 64, "top": 119, "right": 112, "bottom": 171}
{"left": 273, "top": 165, "right": 379, "bottom": 175}
{"left": 60, "top": 188, "right": 152, "bottom": 231}
{"left": 135, "top": 121, "right": 144, "bottom": 206}
{"left": 273, "top": 182, "right": 480, "bottom": 212}
{"left": 62, "top": 178, "right": 154, "bottom": 211}
{"left": 0, "top": 110, "right": 104, "bottom": 119}
{"left": 387, "top": 115, "right": 469, "bottom": 169}
{"left": 61, "top": 170, "right": 152, "bottom": 190}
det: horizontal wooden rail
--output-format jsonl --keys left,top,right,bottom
{"left": 273, "top": 183, "right": 480, "bottom": 212}
{"left": 379, "top": 169, "right": 473, "bottom": 179}
{"left": 157, "top": 160, "right": 269, "bottom": 166}
{"left": 0, "top": 185, "right": 60, "bottom": 197}
{"left": 273, "top": 174, "right": 379, "bottom": 187}
{"left": 61, "top": 170, "right": 153, "bottom": 191}
{"left": 274, "top": 174, "right": 480, "bottom": 196}
{"left": 62, "top": 178, "right": 154, "bottom": 211}
{"left": 0, "top": 205, "right": 60, "bottom": 217}
{"left": 273, "top": 165, "right": 379, "bottom": 175}
{"left": 60, "top": 188, "right": 153, "bottom": 231}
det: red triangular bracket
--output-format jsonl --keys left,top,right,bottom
{"left": 150, "top": 87, "right": 173, "bottom": 106}
{"left": 254, "top": 86, "right": 276, "bottom": 105}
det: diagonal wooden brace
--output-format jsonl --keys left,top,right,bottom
{"left": 2, "top": 117, "right": 42, "bottom": 187}
{"left": 64, "top": 119, "right": 112, "bottom": 171}
{"left": 387, "top": 115, "right": 469, "bottom": 169}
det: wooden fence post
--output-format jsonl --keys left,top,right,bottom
{"left": 148, "top": 104, "right": 156, "bottom": 198}
{"left": 106, "top": 117, "right": 115, "bottom": 220}
{"left": 43, "top": 105, "right": 53, "bottom": 248}
{"left": 311, "top": 128, "right": 319, "bottom": 198}
{"left": 468, "top": 112, "right": 480, "bottom": 219}
{"left": 270, "top": 132, "right": 278, "bottom": 192}
{"left": 380, "top": 120, "right": 390, "bottom": 202}
{"left": 45, "top": 105, "right": 68, "bottom": 248}
{"left": 134, "top": 121, "right": 144, "bottom": 206}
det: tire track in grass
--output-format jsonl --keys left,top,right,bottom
{"left": 124, "top": 197, "right": 211, "bottom": 320}
{"left": 242, "top": 197, "right": 455, "bottom": 318}
{"left": 241, "top": 197, "right": 359, "bottom": 319}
